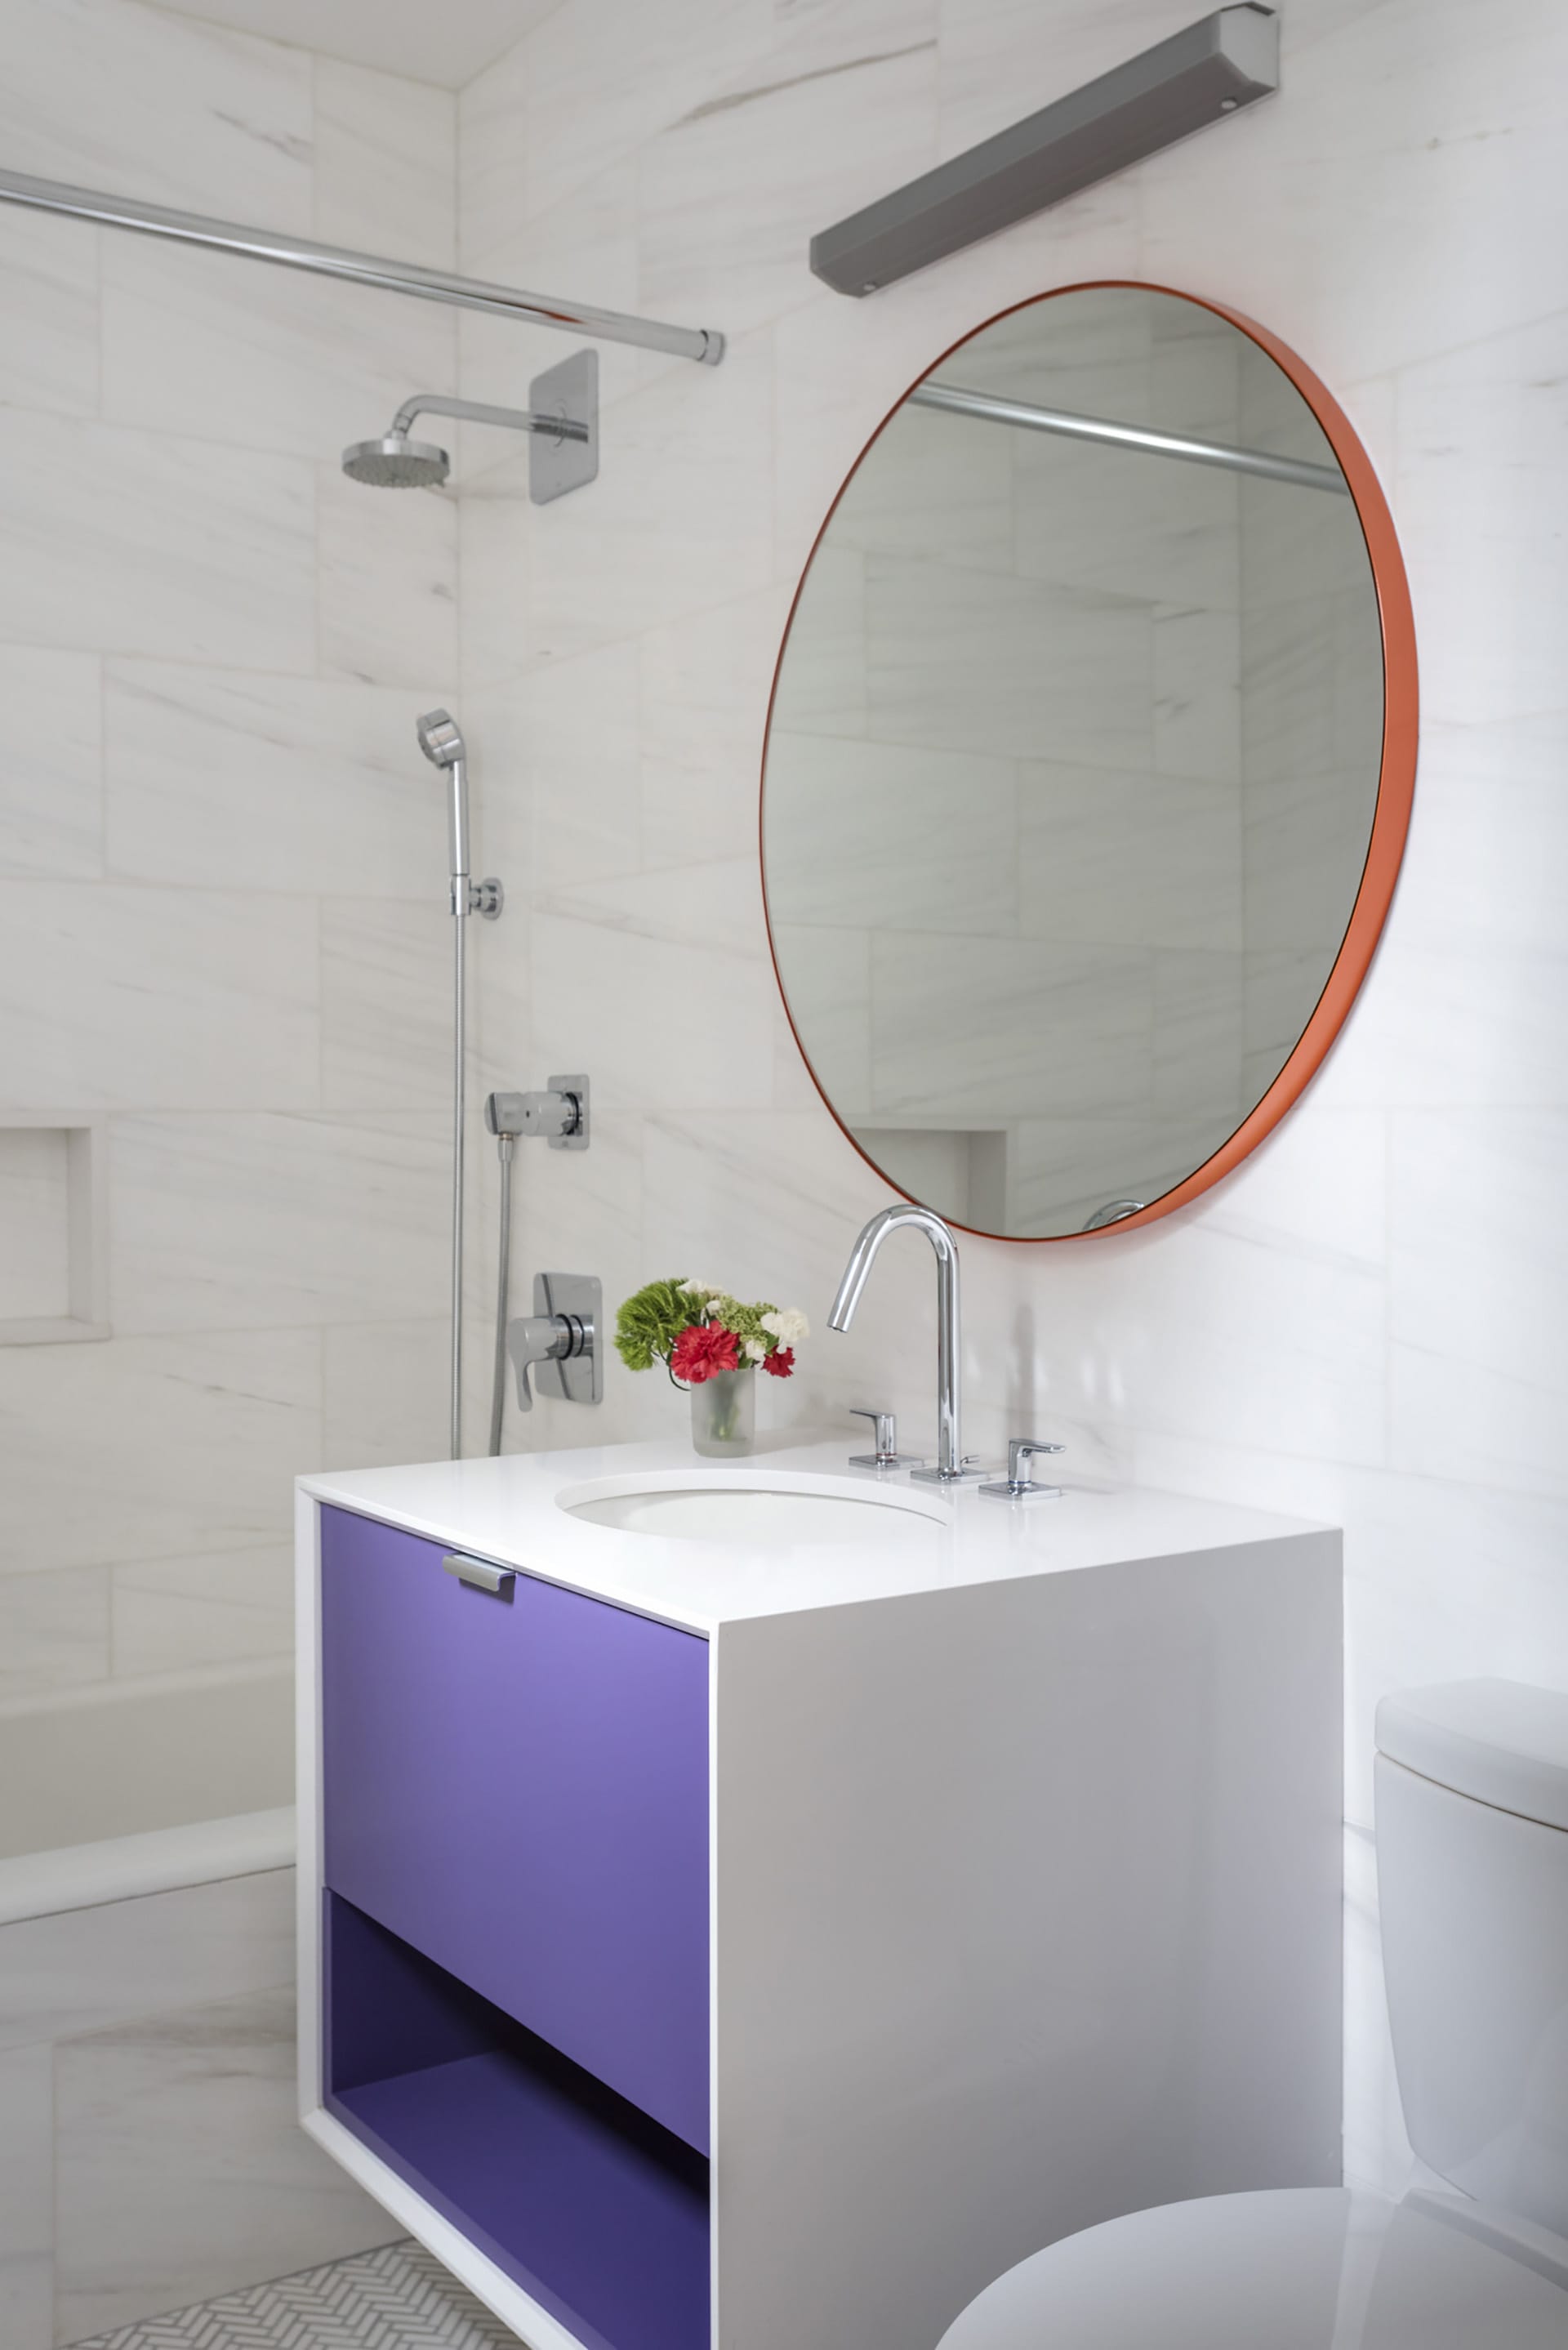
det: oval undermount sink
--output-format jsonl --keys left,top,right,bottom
{"left": 558, "top": 1476, "right": 945, "bottom": 1548}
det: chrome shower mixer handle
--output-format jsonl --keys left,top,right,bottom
{"left": 508, "top": 1275, "right": 601, "bottom": 1411}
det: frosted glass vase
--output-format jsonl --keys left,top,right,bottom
{"left": 690, "top": 1367, "right": 755, "bottom": 1458}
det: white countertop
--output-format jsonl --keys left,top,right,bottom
{"left": 300, "top": 1434, "right": 1331, "bottom": 1636}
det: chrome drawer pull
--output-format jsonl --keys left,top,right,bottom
{"left": 442, "top": 1553, "right": 514, "bottom": 1595}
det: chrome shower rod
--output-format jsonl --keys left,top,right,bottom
{"left": 909, "top": 381, "right": 1348, "bottom": 493}
{"left": 0, "top": 167, "right": 725, "bottom": 365}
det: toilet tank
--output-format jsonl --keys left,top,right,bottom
{"left": 1375, "top": 1679, "right": 1568, "bottom": 2236}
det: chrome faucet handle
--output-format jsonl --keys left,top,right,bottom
{"left": 507, "top": 1274, "right": 600, "bottom": 1411}
{"left": 979, "top": 1438, "right": 1066, "bottom": 1501}
{"left": 848, "top": 1407, "right": 922, "bottom": 1469}
{"left": 508, "top": 1313, "right": 570, "bottom": 1411}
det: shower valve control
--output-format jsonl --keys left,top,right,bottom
{"left": 508, "top": 1273, "right": 601, "bottom": 1411}
{"left": 485, "top": 1075, "right": 590, "bottom": 1151}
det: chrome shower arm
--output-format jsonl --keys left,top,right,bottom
{"left": 389, "top": 391, "right": 590, "bottom": 445}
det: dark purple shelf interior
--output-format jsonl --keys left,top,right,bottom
{"left": 325, "top": 1894, "right": 709, "bottom": 2350}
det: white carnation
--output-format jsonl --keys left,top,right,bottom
{"left": 743, "top": 1337, "right": 765, "bottom": 1362}
{"left": 761, "top": 1307, "right": 809, "bottom": 1346}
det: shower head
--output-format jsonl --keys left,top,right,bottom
{"left": 416, "top": 709, "right": 466, "bottom": 769}
{"left": 341, "top": 430, "right": 450, "bottom": 488}
{"left": 342, "top": 357, "right": 598, "bottom": 502}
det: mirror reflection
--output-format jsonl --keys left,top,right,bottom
{"left": 763, "top": 286, "right": 1385, "bottom": 1239}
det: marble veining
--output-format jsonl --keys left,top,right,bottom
{"left": 0, "top": 0, "right": 314, "bottom": 225}
{"left": 0, "top": 12, "right": 467, "bottom": 1837}
{"left": 0, "top": 1867, "right": 392, "bottom": 2348}
{"left": 0, "top": 413, "right": 315, "bottom": 670}
{"left": 55, "top": 1982, "right": 391, "bottom": 2340}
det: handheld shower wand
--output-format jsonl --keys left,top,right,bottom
{"left": 416, "top": 709, "right": 503, "bottom": 1460}
{"left": 415, "top": 707, "right": 469, "bottom": 898}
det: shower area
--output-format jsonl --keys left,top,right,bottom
{"left": 0, "top": 19, "right": 711, "bottom": 1883}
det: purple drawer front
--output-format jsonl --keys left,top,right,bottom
{"left": 319, "top": 1505, "right": 710, "bottom": 2152}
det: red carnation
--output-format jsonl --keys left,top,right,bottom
{"left": 761, "top": 1345, "right": 795, "bottom": 1379}
{"left": 671, "top": 1322, "right": 740, "bottom": 1384}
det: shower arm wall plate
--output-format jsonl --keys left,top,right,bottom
{"left": 810, "top": 5, "right": 1277, "bottom": 296}
{"left": 528, "top": 351, "right": 599, "bottom": 506}
{"left": 546, "top": 1074, "right": 589, "bottom": 1152}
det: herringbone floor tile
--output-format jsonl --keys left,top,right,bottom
{"left": 66, "top": 2239, "right": 523, "bottom": 2350}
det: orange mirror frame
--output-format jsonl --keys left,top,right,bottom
{"left": 760, "top": 281, "right": 1419, "bottom": 1241}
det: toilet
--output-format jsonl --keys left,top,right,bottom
{"left": 938, "top": 1678, "right": 1568, "bottom": 2348}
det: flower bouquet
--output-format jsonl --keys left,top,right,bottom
{"left": 614, "top": 1278, "right": 808, "bottom": 1457}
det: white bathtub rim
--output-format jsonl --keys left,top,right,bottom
{"left": 0, "top": 1804, "right": 296, "bottom": 1926}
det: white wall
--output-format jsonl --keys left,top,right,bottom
{"left": 0, "top": 0, "right": 460, "bottom": 1854}
{"left": 0, "top": 1862, "right": 394, "bottom": 2344}
{"left": 456, "top": 0, "right": 1568, "bottom": 2200}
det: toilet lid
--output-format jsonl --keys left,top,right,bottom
{"left": 937, "top": 2189, "right": 1568, "bottom": 2350}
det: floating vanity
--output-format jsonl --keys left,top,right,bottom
{"left": 296, "top": 1438, "right": 1343, "bottom": 2350}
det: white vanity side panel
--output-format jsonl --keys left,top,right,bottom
{"left": 710, "top": 1532, "right": 1343, "bottom": 2350}
{"left": 294, "top": 1482, "right": 322, "bottom": 2128}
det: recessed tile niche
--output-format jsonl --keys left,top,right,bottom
{"left": 0, "top": 1115, "right": 109, "bottom": 1344}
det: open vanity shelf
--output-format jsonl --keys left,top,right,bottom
{"left": 325, "top": 1895, "right": 708, "bottom": 2350}
{"left": 296, "top": 1441, "right": 1343, "bottom": 2350}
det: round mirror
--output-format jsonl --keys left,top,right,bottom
{"left": 762, "top": 283, "right": 1415, "bottom": 1241}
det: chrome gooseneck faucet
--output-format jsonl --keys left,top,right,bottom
{"left": 828, "top": 1204, "right": 981, "bottom": 1483}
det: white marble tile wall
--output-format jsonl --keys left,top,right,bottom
{"left": 0, "top": 0, "right": 459, "bottom": 1846}
{"left": 0, "top": 1868, "right": 395, "bottom": 2348}
{"left": 457, "top": 0, "right": 1568, "bottom": 2198}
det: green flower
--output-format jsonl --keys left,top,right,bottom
{"left": 614, "top": 1278, "right": 706, "bottom": 1371}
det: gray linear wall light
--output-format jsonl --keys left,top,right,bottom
{"left": 345, "top": 350, "right": 599, "bottom": 504}
{"left": 810, "top": 5, "right": 1279, "bottom": 297}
